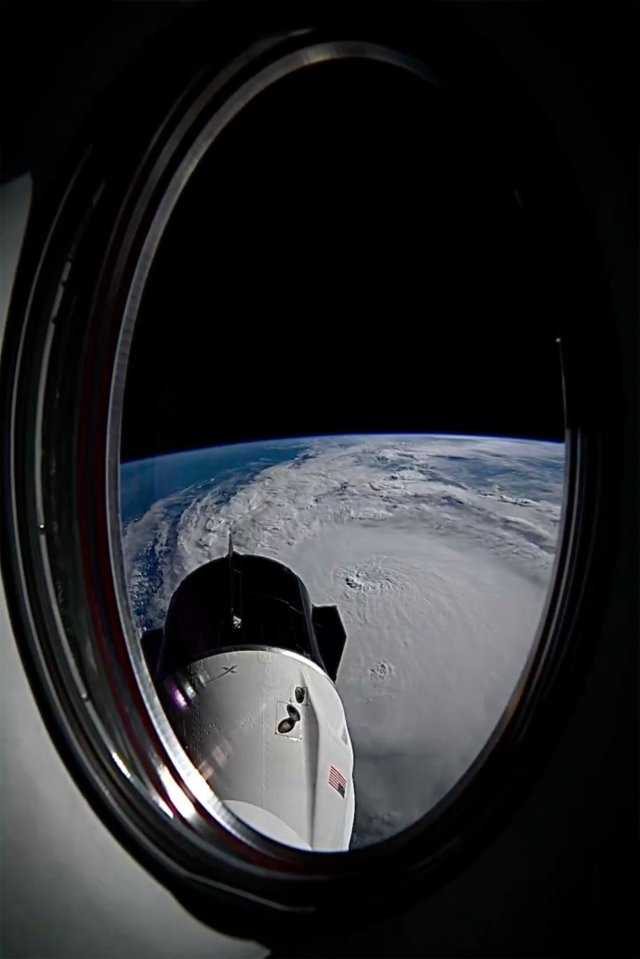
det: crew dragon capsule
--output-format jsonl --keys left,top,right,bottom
{"left": 141, "top": 536, "right": 355, "bottom": 851}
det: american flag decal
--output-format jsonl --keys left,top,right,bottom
{"left": 328, "top": 764, "right": 346, "bottom": 798}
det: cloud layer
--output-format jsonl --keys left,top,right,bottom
{"left": 121, "top": 434, "right": 564, "bottom": 846}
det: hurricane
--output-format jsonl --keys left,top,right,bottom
{"left": 121, "top": 433, "right": 564, "bottom": 846}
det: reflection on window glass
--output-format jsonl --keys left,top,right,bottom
{"left": 121, "top": 434, "right": 564, "bottom": 847}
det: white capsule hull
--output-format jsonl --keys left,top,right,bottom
{"left": 162, "top": 646, "right": 355, "bottom": 851}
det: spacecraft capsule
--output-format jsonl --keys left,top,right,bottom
{"left": 142, "top": 536, "right": 355, "bottom": 850}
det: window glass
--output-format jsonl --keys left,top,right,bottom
{"left": 119, "top": 57, "right": 565, "bottom": 849}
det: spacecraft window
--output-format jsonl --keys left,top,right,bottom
{"left": 3, "top": 9, "right": 612, "bottom": 936}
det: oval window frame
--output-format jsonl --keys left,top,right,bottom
{"left": 0, "top": 9, "right": 617, "bottom": 944}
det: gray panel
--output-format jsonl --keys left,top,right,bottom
{"left": 0, "top": 588, "right": 264, "bottom": 958}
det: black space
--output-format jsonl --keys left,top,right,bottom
{"left": 121, "top": 55, "right": 564, "bottom": 462}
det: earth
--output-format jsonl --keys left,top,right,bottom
{"left": 120, "top": 433, "right": 564, "bottom": 848}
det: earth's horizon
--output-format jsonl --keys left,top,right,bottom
{"left": 120, "top": 432, "right": 564, "bottom": 847}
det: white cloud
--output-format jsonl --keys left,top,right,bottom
{"left": 121, "top": 434, "right": 564, "bottom": 846}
